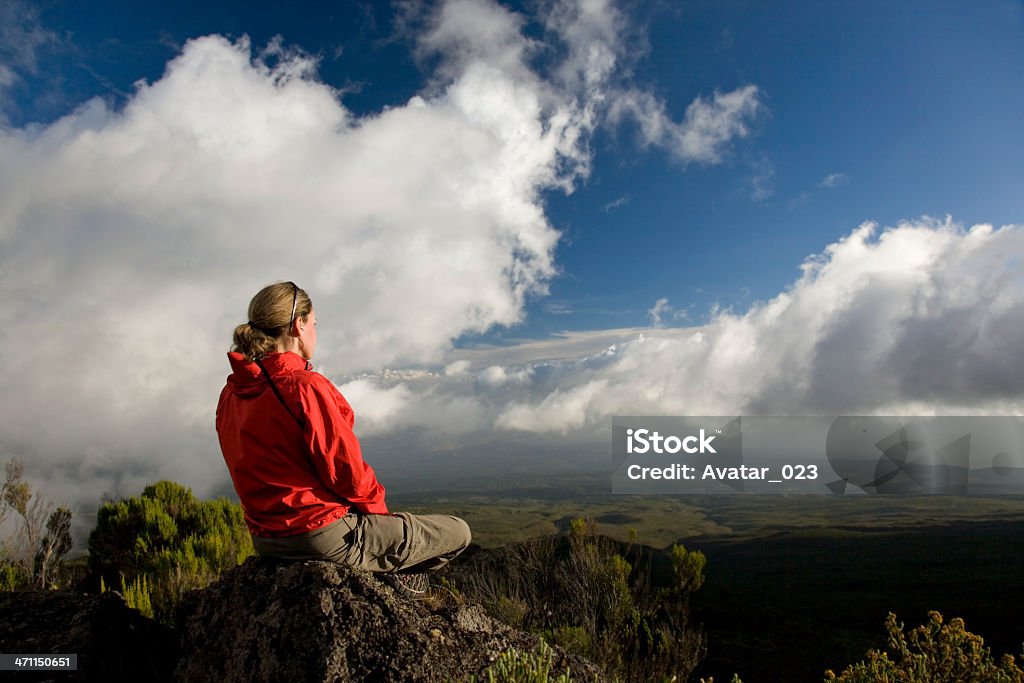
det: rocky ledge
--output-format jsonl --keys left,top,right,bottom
{"left": 176, "top": 556, "right": 601, "bottom": 682}
{"left": 1, "top": 557, "right": 603, "bottom": 682}
{"left": 0, "top": 589, "right": 177, "bottom": 681}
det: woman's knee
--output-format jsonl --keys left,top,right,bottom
{"left": 450, "top": 516, "right": 472, "bottom": 550}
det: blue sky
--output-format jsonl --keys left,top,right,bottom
{"left": 2, "top": 0, "right": 1024, "bottom": 504}
{"left": 9, "top": 1, "right": 1023, "bottom": 336}
{"left": 542, "top": 0, "right": 1024, "bottom": 332}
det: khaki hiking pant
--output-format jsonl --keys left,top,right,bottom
{"left": 252, "top": 512, "right": 471, "bottom": 574}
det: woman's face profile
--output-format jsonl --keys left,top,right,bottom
{"left": 299, "top": 309, "right": 318, "bottom": 360}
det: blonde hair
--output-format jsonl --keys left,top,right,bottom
{"left": 232, "top": 282, "right": 312, "bottom": 361}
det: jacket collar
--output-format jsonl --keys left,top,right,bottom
{"left": 226, "top": 352, "right": 311, "bottom": 397}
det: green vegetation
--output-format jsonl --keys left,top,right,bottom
{"left": 689, "top": 519, "right": 1024, "bottom": 681}
{"left": 0, "top": 459, "right": 73, "bottom": 590}
{"left": 398, "top": 486, "right": 1024, "bottom": 680}
{"left": 457, "top": 517, "right": 706, "bottom": 683}
{"left": 392, "top": 480, "right": 1024, "bottom": 548}
{"left": 4, "top": 465, "right": 1024, "bottom": 682}
{"left": 471, "top": 641, "right": 573, "bottom": 683}
{"left": 88, "top": 480, "right": 253, "bottom": 623}
{"left": 825, "top": 611, "right": 1024, "bottom": 682}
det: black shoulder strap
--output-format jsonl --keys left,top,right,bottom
{"left": 254, "top": 358, "right": 306, "bottom": 429}
{"left": 254, "top": 358, "right": 358, "bottom": 512}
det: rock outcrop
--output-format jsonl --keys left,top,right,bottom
{"left": 0, "top": 589, "right": 178, "bottom": 681}
{"left": 174, "top": 556, "right": 603, "bottom": 682}
{"left": 0, "top": 557, "right": 603, "bottom": 682}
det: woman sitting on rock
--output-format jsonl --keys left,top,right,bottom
{"left": 216, "top": 281, "right": 471, "bottom": 597}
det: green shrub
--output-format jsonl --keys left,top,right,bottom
{"left": 825, "top": 611, "right": 1024, "bottom": 682}
{"left": 547, "top": 626, "right": 591, "bottom": 657}
{"left": 457, "top": 518, "right": 706, "bottom": 682}
{"left": 0, "top": 563, "right": 29, "bottom": 591}
{"left": 1, "top": 459, "right": 73, "bottom": 589}
{"left": 670, "top": 541, "right": 706, "bottom": 592}
{"left": 120, "top": 574, "right": 154, "bottom": 619}
{"left": 492, "top": 595, "right": 530, "bottom": 629}
{"left": 472, "top": 641, "right": 573, "bottom": 683}
{"left": 88, "top": 481, "right": 253, "bottom": 624}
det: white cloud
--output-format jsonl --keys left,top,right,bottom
{"left": 0, "top": 1, "right": 56, "bottom": 76}
{"left": 0, "top": 0, "right": 770, "bottom": 512}
{"left": 608, "top": 84, "right": 763, "bottom": 164}
{"left": 0, "top": 0, "right": 58, "bottom": 120}
{"left": 348, "top": 219, "right": 1024, "bottom": 438}
{"left": 543, "top": 300, "right": 574, "bottom": 315}
{"left": 543, "top": 0, "right": 631, "bottom": 92}
{"left": 479, "top": 365, "right": 512, "bottom": 388}
{"left": 602, "top": 196, "right": 629, "bottom": 212}
{"left": 498, "top": 378, "right": 610, "bottom": 433}
{"left": 647, "top": 297, "right": 689, "bottom": 327}
{"left": 447, "top": 326, "right": 666, "bottom": 366}
{"left": 787, "top": 190, "right": 813, "bottom": 211}
{"left": 749, "top": 155, "right": 775, "bottom": 202}
{"left": 820, "top": 172, "right": 849, "bottom": 188}
{"left": 648, "top": 297, "right": 671, "bottom": 327}
{"left": 0, "top": 64, "right": 16, "bottom": 89}
{"left": 674, "top": 85, "right": 763, "bottom": 163}
{"left": 444, "top": 359, "right": 472, "bottom": 376}
{"left": 334, "top": 379, "right": 415, "bottom": 433}
{"left": 541, "top": 0, "right": 763, "bottom": 166}
{"left": 510, "top": 219, "right": 1024, "bottom": 423}
{"left": 338, "top": 374, "right": 490, "bottom": 437}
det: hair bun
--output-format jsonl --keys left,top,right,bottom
{"left": 248, "top": 320, "right": 272, "bottom": 336}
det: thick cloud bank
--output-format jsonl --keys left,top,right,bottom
{"left": 345, "top": 219, "right": 1024, "bottom": 436}
{"left": 0, "top": 0, "right": 761, "bottom": 505}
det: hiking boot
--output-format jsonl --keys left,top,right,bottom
{"left": 384, "top": 572, "right": 429, "bottom": 599}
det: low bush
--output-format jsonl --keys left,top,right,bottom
{"left": 825, "top": 611, "right": 1024, "bottom": 682}
{"left": 472, "top": 641, "right": 574, "bottom": 683}
{"left": 456, "top": 518, "right": 706, "bottom": 682}
{"left": 88, "top": 481, "right": 253, "bottom": 624}
{"left": 1, "top": 459, "right": 73, "bottom": 590}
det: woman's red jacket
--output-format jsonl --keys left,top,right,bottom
{"left": 216, "top": 351, "right": 388, "bottom": 537}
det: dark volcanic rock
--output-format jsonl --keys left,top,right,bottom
{"left": 174, "top": 556, "right": 603, "bottom": 682}
{"left": 0, "top": 590, "right": 177, "bottom": 682}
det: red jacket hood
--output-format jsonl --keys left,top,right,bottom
{"left": 225, "top": 351, "right": 312, "bottom": 399}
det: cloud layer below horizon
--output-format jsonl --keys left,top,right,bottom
{"left": 343, "top": 218, "right": 1024, "bottom": 439}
